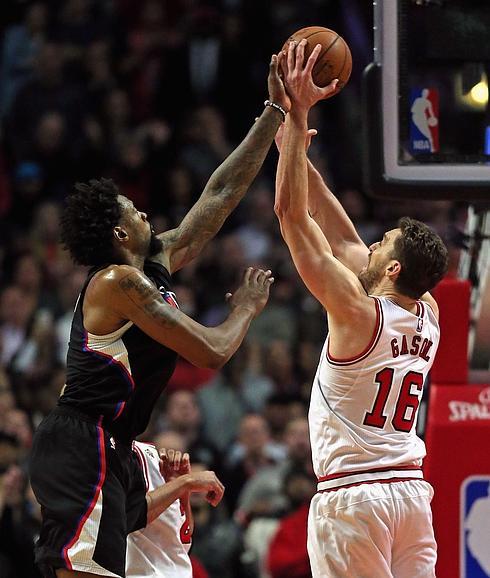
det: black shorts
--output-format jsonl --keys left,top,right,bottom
{"left": 29, "top": 406, "right": 147, "bottom": 578}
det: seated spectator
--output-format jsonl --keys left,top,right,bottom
{"left": 262, "top": 393, "right": 306, "bottom": 452}
{"left": 224, "top": 414, "right": 281, "bottom": 513}
{"left": 198, "top": 344, "right": 274, "bottom": 453}
{"left": 154, "top": 390, "right": 221, "bottom": 472}
{"left": 236, "top": 416, "right": 311, "bottom": 523}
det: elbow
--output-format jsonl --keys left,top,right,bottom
{"left": 273, "top": 202, "right": 283, "bottom": 218}
{"left": 274, "top": 201, "right": 290, "bottom": 220}
{"left": 199, "top": 344, "right": 229, "bottom": 370}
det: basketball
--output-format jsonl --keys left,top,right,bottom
{"left": 281, "top": 26, "right": 352, "bottom": 92}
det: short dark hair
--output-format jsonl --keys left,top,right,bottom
{"left": 391, "top": 217, "right": 448, "bottom": 299}
{"left": 60, "top": 178, "right": 122, "bottom": 266}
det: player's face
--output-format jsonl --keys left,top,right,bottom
{"left": 358, "top": 229, "right": 401, "bottom": 293}
{"left": 117, "top": 196, "right": 163, "bottom": 257}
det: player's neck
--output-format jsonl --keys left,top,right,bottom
{"left": 376, "top": 289, "right": 418, "bottom": 313}
{"left": 117, "top": 248, "right": 145, "bottom": 270}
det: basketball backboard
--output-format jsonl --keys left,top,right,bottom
{"left": 363, "top": 0, "right": 490, "bottom": 199}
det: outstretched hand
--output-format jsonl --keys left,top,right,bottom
{"left": 267, "top": 53, "right": 291, "bottom": 113}
{"left": 281, "top": 39, "right": 339, "bottom": 112}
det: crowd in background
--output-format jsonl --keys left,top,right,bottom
{"left": 0, "top": 1, "right": 465, "bottom": 577}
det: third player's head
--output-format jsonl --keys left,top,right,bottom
{"left": 60, "top": 178, "right": 163, "bottom": 266}
{"left": 358, "top": 217, "right": 448, "bottom": 299}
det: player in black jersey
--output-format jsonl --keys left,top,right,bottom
{"left": 29, "top": 54, "right": 291, "bottom": 578}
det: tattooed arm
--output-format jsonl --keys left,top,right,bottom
{"left": 85, "top": 265, "right": 274, "bottom": 369}
{"left": 157, "top": 54, "right": 290, "bottom": 274}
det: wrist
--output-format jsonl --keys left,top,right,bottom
{"left": 232, "top": 303, "right": 256, "bottom": 317}
{"left": 264, "top": 99, "right": 288, "bottom": 122}
{"left": 289, "top": 103, "right": 310, "bottom": 121}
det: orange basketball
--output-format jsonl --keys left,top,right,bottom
{"left": 281, "top": 26, "right": 352, "bottom": 93}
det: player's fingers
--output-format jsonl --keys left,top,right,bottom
{"left": 207, "top": 483, "right": 224, "bottom": 506}
{"left": 287, "top": 41, "right": 296, "bottom": 74}
{"left": 159, "top": 448, "right": 167, "bottom": 461}
{"left": 277, "top": 51, "right": 285, "bottom": 78}
{"left": 181, "top": 453, "right": 190, "bottom": 473}
{"left": 308, "top": 128, "right": 318, "bottom": 137}
{"left": 270, "top": 53, "right": 279, "bottom": 77}
{"left": 251, "top": 268, "right": 263, "bottom": 284}
{"left": 243, "top": 266, "right": 253, "bottom": 285}
{"left": 225, "top": 292, "right": 232, "bottom": 301}
{"left": 280, "top": 50, "right": 289, "bottom": 77}
{"left": 173, "top": 451, "right": 182, "bottom": 471}
{"left": 259, "top": 270, "right": 272, "bottom": 285}
{"left": 304, "top": 43, "right": 322, "bottom": 76}
{"left": 320, "top": 78, "right": 339, "bottom": 97}
{"left": 295, "top": 38, "right": 307, "bottom": 73}
{"left": 166, "top": 448, "right": 175, "bottom": 464}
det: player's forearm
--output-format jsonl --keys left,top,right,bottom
{"left": 204, "top": 305, "right": 255, "bottom": 369}
{"left": 146, "top": 476, "right": 193, "bottom": 524}
{"left": 274, "top": 112, "right": 309, "bottom": 218}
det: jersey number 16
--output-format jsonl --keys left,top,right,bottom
{"left": 363, "top": 367, "right": 424, "bottom": 432}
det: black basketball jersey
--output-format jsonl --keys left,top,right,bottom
{"left": 59, "top": 260, "right": 178, "bottom": 441}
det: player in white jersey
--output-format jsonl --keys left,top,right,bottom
{"left": 274, "top": 40, "right": 449, "bottom": 577}
{"left": 127, "top": 443, "right": 210, "bottom": 578}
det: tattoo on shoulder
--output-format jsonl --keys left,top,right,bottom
{"left": 118, "top": 273, "right": 178, "bottom": 328}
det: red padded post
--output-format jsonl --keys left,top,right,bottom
{"left": 431, "top": 279, "right": 471, "bottom": 384}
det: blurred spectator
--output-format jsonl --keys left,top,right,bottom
{"left": 262, "top": 394, "right": 306, "bottom": 450}
{"left": 263, "top": 340, "right": 299, "bottom": 392}
{"left": 0, "top": 285, "right": 37, "bottom": 368}
{"left": 155, "top": 390, "right": 221, "bottom": 472}
{"left": 8, "top": 162, "right": 44, "bottom": 228}
{"left": 7, "top": 42, "right": 87, "bottom": 162}
{"left": 0, "top": 2, "right": 47, "bottom": 118}
{"left": 236, "top": 417, "right": 311, "bottom": 522}
{"left": 224, "top": 414, "right": 282, "bottom": 513}
{"left": 198, "top": 344, "right": 274, "bottom": 453}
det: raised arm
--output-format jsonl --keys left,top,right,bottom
{"left": 87, "top": 265, "right": 274, "bottom": 369}
{"left": 157, "top": 55, "right": 290, "bottom": 274}
{"left": 274, "top": 116, "right": 368, "bottom": 274}
{"left": 274, "top": 41, "right": 368, "bottom": 322}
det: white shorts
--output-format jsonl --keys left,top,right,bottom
{"left": 307, "top": 480, "right": 437, "bottom": 578}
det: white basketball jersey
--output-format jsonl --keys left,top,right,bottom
{"left": 310, "top": 296, "right": 440, "bottom": 491}
{"left": 126, "top": 442, "right": 192, "bottom": 578}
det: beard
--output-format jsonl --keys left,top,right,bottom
{"left": 147, "top": 228, "right": 164, "bottom": 257}
{"left": 358, "top": 262, "right": 384, "bottom": 294}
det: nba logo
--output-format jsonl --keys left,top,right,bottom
{"left": 409, "top": 88, "right": 439, "bottom": 154}
{"left": 461, "top": 476, "right": 490, "bottom": 578}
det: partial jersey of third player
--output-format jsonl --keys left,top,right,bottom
{"left": 127, "top": 442, "right": 192, "bottom": 578}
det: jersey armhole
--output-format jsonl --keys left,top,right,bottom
{"left": 326, "top": 297, "right": 384, "bottom": 366}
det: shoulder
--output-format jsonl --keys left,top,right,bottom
{"left": 86, "top": 265, "right": 156, "bottom": 305}
{"left": 420, "top": 292, "right": 439, "bottom": 321}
